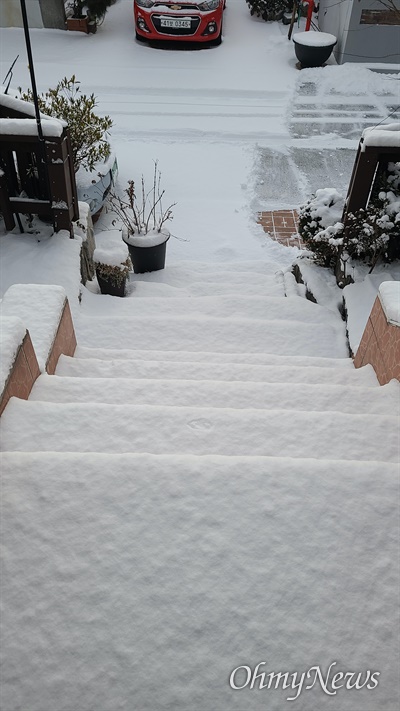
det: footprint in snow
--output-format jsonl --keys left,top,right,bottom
{"left": 187, "top": 418, "right": 213, "bottom": 431}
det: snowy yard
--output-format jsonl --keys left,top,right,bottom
{"left": 0, "top": 2, "right": 399, "bottom": 710}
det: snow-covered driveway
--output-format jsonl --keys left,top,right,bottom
{"left": 1, "top": 1, "right": 398, "bottom": 263}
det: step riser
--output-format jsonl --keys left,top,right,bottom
{"left": 74, "top": 318, "right": 348, "bottom": 358}
{"left": 56, "top": 356, "right": 377, "bottom": 386}
{"left": 1, "top": 400, "right": 397, "bottom": 462}
{"left": 31, "top": 376, "right": 397, "bottom": 415}
{"left": 171, "top": 283, "right": 283, "bottom": 296}
{"left": 74, "top": 345, "right": 355, "bottom": 368}
{"left": 82, "top": 294, "right": 341, "bottom": 326}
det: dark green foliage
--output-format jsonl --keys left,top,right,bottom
{"left": 85, "top": 0, "right": 115, "bottom": 23}
{"left": 298, "top": 188, "right": 344, "bottom": 267}
{"left": 19, "top": 76, "right": 113, "bottom": 173}
{"left": 246, "top": 0, "right": 292, "bottom": 21}
{"left": 68, "top": 1, "right": 114, "bottom": 22}
{"left": 298, "top": 162, "right": 400, "bottom": 277}
{"left": 343, "top": 162, "right": 400, "bottom": 268}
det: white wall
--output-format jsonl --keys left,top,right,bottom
{"left": 318, "top": 0, "right": 400, "bottom": 64}
{"left": 318, "top": 0, "right": 352, "bottom": 63}
{"left": 0, "top": 0, "right": 44, "bottom": 28}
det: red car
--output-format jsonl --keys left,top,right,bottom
{"left": 134, "top": 0, "right": 225, "bottom": 45}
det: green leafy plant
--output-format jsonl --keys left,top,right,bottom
{"left": 108, "top": 161, "right": 176, "bottom": 236}
{"left": 19, "top": 76, "right": 113, "bottom": 173}
{"left": 246, "top": 0, "right": 292, "bottom": 21}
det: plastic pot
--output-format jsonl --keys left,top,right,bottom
{"left": 96, "top": 270, "right": 126, "bottom": 297}
{"left": 125, "top": 237, "right": 169, "bottom": 274}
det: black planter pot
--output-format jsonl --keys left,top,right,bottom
{"left": 293, "top": 32, "right": 337, "bottom": 68}
{"left": 125, "top": 236, "right": 169, "bottom": 274}
{"left": 96, "top": 270, "right": 126, "bottom": 297}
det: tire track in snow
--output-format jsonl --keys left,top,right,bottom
{"left": 97, "top": 89, "right": 291, "bottom": 142}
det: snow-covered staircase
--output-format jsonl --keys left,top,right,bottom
{"left": 2, "top": 261, "right": 398, "bottom": 461}
{"left": 1, "top": 261, "right": 399, "bottom": 711}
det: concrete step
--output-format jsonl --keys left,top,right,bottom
{"left": 129, "top": 279, "right": 285, "bottom": 298}
{"left": 126, "top": 262, "right": 285, "bottom": 297}
{"left": 81, "top": 293, "right": 342, "bottom": 325}
{"left": 74, "top": 315, "right": 348, "bottom": 357}
{"left": 130, "top": 260, "right": 283, "bottom": 280}
{"left": 2, "top": 450, "right": 397, "bottom": 710}
{"left": 55, "top": 355, "right": 377, "bottom": 386}
{"left": 31, "top": 374, "right": 398, "bottom": 415}
{"left": 1, "top": 399, "right": 397, "bottom": 462}
{"left": 74, "top": 345, "right": 355, "bottom": 369}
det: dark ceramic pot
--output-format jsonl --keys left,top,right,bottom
{"left": 293, "top": 32, "right": 337, "bottom": 68}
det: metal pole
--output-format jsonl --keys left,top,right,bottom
{"left": 19, "top": 0, "right": 54, "bottom": 227}
{"left": 19, "top": 0, "right": 45, "bottom": 142}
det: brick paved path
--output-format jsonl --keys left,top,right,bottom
{"left": 257, "top": 210, "right": 304, "bottom": 249}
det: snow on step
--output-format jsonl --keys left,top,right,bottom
{"left": 56, "top": 355, "right": 378, "bottom": 386}
{"left": 1, "top": 400, "right": 398, "bottom": 462}
{"left": 74, "top": 316, "right": 347, "bottom": 357}
{"left": 130, "top": 279, "right": 284, "bottom": 298}
{"left": 1, "top": 452, "right": 398, "bottom": 709}
{"left": 82, "top": 294, "right": 342, "bottom": 325}
{"left": 118, "top": 260, "right": 287, "bottom": 296}
{"left": 31, "top": 374, "right": 399, "bottom": 415}
{"left": 74, "top": 345, "right": 355, "bottom": 368}
{"left": 132, "top": 259, "right": 284, "bottom": 279}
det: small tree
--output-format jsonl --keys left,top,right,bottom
{"left": 19, "top": 76, "right": 113, "bottom": 173}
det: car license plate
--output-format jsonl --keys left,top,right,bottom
{"left": 160, "top": 18, "right": 191, "bottom": 28}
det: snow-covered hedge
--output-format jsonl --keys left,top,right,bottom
{"left": 298, "top": 162, "right": 400, "bottom": 276}
{"left": 298, "top": 188, "right": 344, "bottom": 267}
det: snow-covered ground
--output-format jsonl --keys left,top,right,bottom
{"left": 1, "top": 1, "right": 399, "bottom": 324}
{"left": 0, "top": 2, "right": 399, "bottom": 710}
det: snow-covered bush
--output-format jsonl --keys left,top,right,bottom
{"left": 299, "top": 163, "right": 400, "bottom": 276}
{"left": 343, "top": 162, "right": 400, "bottom": 267}
{"left": 108, "top": 162, "right": 175, "bottom": 237}
{"left": 19, "top": 76, "right": 113, "bottom": 173}
{"left": 298, "top": 188, "right": 345, "bottom": 267}
{"left": 246, "top": 0, "right": 292, "bottom": 21}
